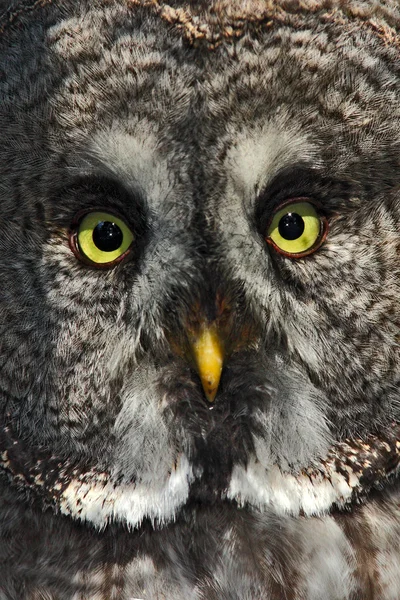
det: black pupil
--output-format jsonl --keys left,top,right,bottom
{"left": 278, "top": 212, "right": 305, "bottom": 240}
{"left": 92, "top": 221, "right": 123, "bottom": 252}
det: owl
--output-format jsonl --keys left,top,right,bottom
{"left": 0, "top": 0, "right": 399, "bottom": 598}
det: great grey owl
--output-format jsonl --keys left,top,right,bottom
{"left": 0, "top": 0, "right": 399, "bottom": 598}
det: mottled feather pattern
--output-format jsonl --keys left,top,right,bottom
{"left": 0, "top": 0, "right": 399, "bottom": 598}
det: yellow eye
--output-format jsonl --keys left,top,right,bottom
{"left": 72, "top": 211, "right": 134, "bottom": 266}
{"left": 266, "top": 201, "right": 327, "bottom": 258}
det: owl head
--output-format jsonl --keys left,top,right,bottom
{"left": 0, "top": 0, "right": 399, "bottom": 529}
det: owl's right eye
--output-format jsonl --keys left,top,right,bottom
{"left": 69, "top": 210, "right": 134, "bottom": 267}
{"left": 265, "top": 200, "right": 328, "bottom": 258}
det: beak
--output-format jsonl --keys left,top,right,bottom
{"left": 188, "top": 323, "right": 224, "bottom": 402}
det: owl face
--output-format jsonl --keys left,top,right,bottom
{"left": 0, "top": 0, "right": 399, "bottom": 529}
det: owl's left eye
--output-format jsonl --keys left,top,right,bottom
{"left": 70, "top": 211, "right": 134, "bottom": 267}
{"left": 265, "top": 200, "right": 328, "bottom": 258}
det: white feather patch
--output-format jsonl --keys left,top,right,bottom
{"left": 59, "top": 455, "right": 193, "bottom": 528}
{"left": 228, "top": 459, "right": 359, "bottom": 516}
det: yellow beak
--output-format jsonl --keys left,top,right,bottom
{"left": 189, "top": 324, "right": 224, "bottom": 402}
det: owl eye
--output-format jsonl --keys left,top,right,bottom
{"left": 265, "top": 200, "right": 327, "bottom": 258}
{"left": 70, "top": 211, "right": 134, "bottom": 266}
